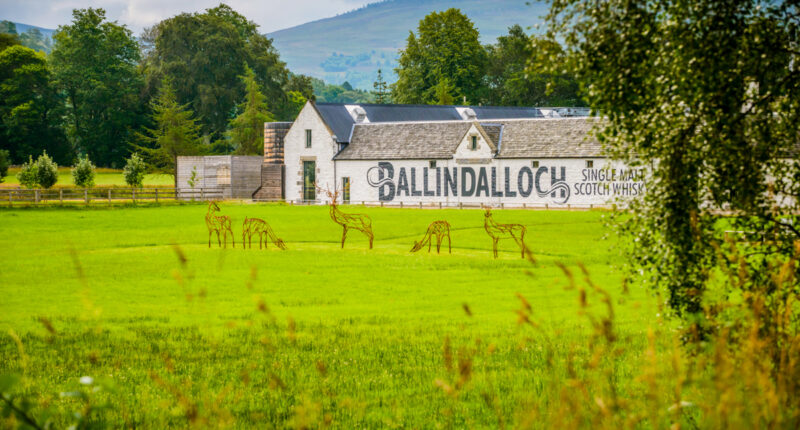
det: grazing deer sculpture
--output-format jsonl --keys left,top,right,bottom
{"left": 411, "top": 220, "right": 452, "bottom": 254}
{"left": 205, "top": 201, "right": 235, "bottom": 248}
{"left": 323, "top": 188, "right": 374, "bottom": 249}
{"left": 484, "top": 208, "right": 526, "bottom": 259}
{"left": 242, "top": 217, "right": 287, "bottom": 250}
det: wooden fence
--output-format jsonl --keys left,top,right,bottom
{"left": 0, "top": 187, "right": 224, "bottom": 205}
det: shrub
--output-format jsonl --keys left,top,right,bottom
{"left": 0, "top": 149, "right": 9, "bottom": 183}
{"left": 33, "top": 152, "right": 58, "bottom": 189}
{"left": 123, "top": 153, "right": 146, "bottom": 187}
{"left": 17, "top": 156, "right": 37, "bottom": 189}
{"left": 71, "top": 155, "right": 96, "bottom": 188}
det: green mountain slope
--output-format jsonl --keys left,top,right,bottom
{"left": 266, "top": 0, "right": 548, "bottom": 89}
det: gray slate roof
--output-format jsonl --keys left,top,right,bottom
{"left": 336, "top": 122, "right": 473, "bottom": 160}
{"left": 315, "top": 102, "right": 546, "bottom": 143}
{"left": 334, "top": 118, "right": 602, "bottom": 160}
{"left": 498, "top": 118, "right": 602, "bottom": 158}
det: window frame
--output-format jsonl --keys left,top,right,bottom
{"left": 586, "top": 160, "right": 594, "bottom": 168}
{"left": 470, "top": 135, "right": 478, "bottom": 150}
{"left": 532, "top": 160, "right": 539, "bottom": 168}
{"left": 429, "top": 160, "right": 436, "bottom": 169}
{"left": 305, "top": 129, "right": 312, "bottom": 148}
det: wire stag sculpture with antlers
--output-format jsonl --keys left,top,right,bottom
{"left": 483, "top": 207, "right": 526, "bottom": 259}
{"left": 411, "top": 220, "right": 452, "bottom": 254}
{"left": 242, "top": 217, "right": 287, "bottom": 250}
{"left": 322, "top": 186, "right": 374, "bottom": 249}
{"left": 205, "top": 201, "right": 235, "bottom": 248}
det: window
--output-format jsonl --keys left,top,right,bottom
{"left": 586, "top": 160, "right": 594, "bottom": 168}
{"left": 303, "top": 161, "right": 316, "bottom": 201}
{"left": 305, "top": 129, "right": 312, "bottom": 148}
{"left": 532, "top": 160, "right": 539, "bottom": 168}
{"left": 470, "top": 136, "right": 478, "bottom": 150}
{"left": 429, "top": 160, "right": 436, "bottom": 169}
{"left": 342, "top": 177, "right": 350, "bottom": 203}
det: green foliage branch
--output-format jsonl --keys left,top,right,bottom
{"left": 541, "top": 0, "right": 800, "bottom": 329}
{"left": 71, "top": 154, "right": 96, "bottom": 188}
{"left": 123, "top": 153, "right": 147, "bottom": 188}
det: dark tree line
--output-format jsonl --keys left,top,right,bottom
{"left": 391, "top": 9, "right": 585, "bottom": 107}
{"left": 0, "top": 4, "right": 314, "bottom": 168}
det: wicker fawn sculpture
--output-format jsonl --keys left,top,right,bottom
{"left": 324, "top": 188, "right": 374, "bottom": 249}
{"left": 205, "top": 201, "right": 235, "bottom": 248}
{"left": 411, "top": 220, "right": 452, "bottom": 254}
{"left": 484, "top": 208, "right": 526, "bottom": 259}
{"left": 242, "top": 217, "right": 287, "bottom": 250}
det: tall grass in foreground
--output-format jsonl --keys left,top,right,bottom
{"left": 1, "top": 239, "right": 798, "bottom": 428}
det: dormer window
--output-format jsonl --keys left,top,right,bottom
{"left": 470, "top": 136, "right": 478, "bottom": 150}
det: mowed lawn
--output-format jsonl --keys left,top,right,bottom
{"left": 1, "top": 167, "right": 174, "bottom": 188}
{"left": 0, "top": 204, "right": 661, "bottom": 428}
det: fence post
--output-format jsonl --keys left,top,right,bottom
{"left": 8, "top": 191, "right": 11, "bottom": 207}
{"left": 439, "top": 202, "right": 442, "bottom": 209}
{"left": 545, "top": 203, "right": 548, "bottom": 210}
{"left": 523, "top": 203, "right": 526, "bottom": 209}
{"left": 155, "top": 188, "right": 159, "bottom": 203}
{"left": 108, "top": 189, "right": 112, "bottom": 203}
{"left": 35, "top": 189, "right": 39, "bottom": 204}
{"left": 201, "top": 188, "right": 205, "bottom": 201}
{"left": 84, "top": 188, "right": 88, "bottom": 204}
{"left": 132, "top": 188, "right": 136, "bottom": 203}
{"left": 459, "top": 202, "right": 463, "bottom": 209}
{"left": 501, "top": 202, "right": 504, "bottom": 209}
{"left": 400, "top": 201, "right": 403, "bottom": 208}
{"left": 380, "top": 201, "right": 384, "bottom": 207}
{"left": 59, "top": 189, "right": 63, "bottom": 204}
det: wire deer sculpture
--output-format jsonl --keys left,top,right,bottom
{"left": 322, "top": 187, "right": 374, "bottom": 249}
{"left": 484, "top": 207, "right": 526, "bottom": 259}
{"left": 205, "top": 201, "right": 235, "bottom": 248}
{"left": 242, "top": 217, "right": 287, "bottom": 250}
{"left": 411, "top": 220, "right": 452, "bottom": 254}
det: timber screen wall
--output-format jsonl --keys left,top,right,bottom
{"left": 177, "top": 156, "right": 263, "bottom": 199}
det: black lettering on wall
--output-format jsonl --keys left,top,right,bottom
{"left": 445, "top": 168, "right": 457, "bottom": 196}
{"left": 491, "top": 167, "right": 503, "bottom": 197}
{"left": 397, "top": 168, "right": 409, "bottom": 196}
{"left": 423, "top": 167, "right": 435, "bottom": 196}
{"left": 534, "top": 166, "right": 548, "bottom": 195}
{"left": 461, "top": 167, "right": 475, "bottom": 197}
{"left": 410, "top": 167, "right": 422, "bottom": 196}
{"left": 551, "top": 166, "right": 567, "bottom": 198}
{"left": 504, "top": 167, "right": 516, "bottom": 197}
{"left": 518, "top": 166, "right": 533, "bottom": 197}
{"left": 377, "top": 161, "right": 395, "bottom": 201}
{"left": 435, "top": 167, "right": 441, "bottom": 197}
{"left": 476, "top": 167, "right": 489, "bottom": 197}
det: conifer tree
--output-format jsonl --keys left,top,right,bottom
{"left": 372, "top": 69, "right": 388, "bottom": 104}
{"left": 136, "top": 80, "right": 203, "bottom": 187}
{"left": 228, "top": 65, "right": 275, "bottom": 155}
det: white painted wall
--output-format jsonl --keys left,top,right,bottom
{"left": 335, "top": 158, "right": 645, "bottom": 207}
{"left": 283, "top": 102, "right": 339, "bottom": 203}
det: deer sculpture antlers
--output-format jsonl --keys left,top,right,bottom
{"left": 483, "top": 207, "right": 526, "bottom": 259}
{"left": 205, "top": 201, "right": 235, "bottom": 248}
{"left": 411, "top": 220, "right": 452, "bottom": 254}
{"left": 321, "top": 186, "right": 374, "bottom": 249}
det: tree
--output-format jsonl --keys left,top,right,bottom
{"left": 151, "top": 4, "right": 296, "bottom": 137}
{"left": 392, "top": 9, "right": 488, "bottom": 105}
{"left": 123, "top": 153, "right": 146, "bottom": 188}
{"left": 373, "top": 69, "right": 389, "bottom": 104}
{"left": 17, "top": 156, "right": 37, "bottom": 189}
{"left": 228, "top": 66, "right": 275, "bottom": 155}
{"left": 50, "top": 8, "right": 145, "bottom": 168}
{"left": 0, "top": 33, "right": 19, "bottom": 52}
{"left": 427, "top": 76, "right": 458, "bottom": 105}
{"left": 34, "top": 152, "right": 58, "bottom": 189}
{"left": 0, "top": 149, "right": 9, "bottom": 183}
{"left": 0, "top": 45, "right": 72, "bottom": 164}
{"left": 135, "top": 81, "right": 203, "bottom": 186}
{"left": 543, "top": 0, "right": 800, "bottom": 323}
{"left": 72, "top": 155, "right": 96, "bottom": 188}
{"left": 486, "top": 26, "right": 584, "bottom": 107}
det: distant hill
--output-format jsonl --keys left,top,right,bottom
{"left": 0, "top": 21, "right": 56, "bottom": 53}
{"left": 266, "top": 0, "right": 549, "bottom": 90}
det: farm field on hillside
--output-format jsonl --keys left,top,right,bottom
{"left": 0, "top": 204, "right": 665, "bottom": 428}
{"left": 1, "top": 167, "right": 174, "bottom": 188}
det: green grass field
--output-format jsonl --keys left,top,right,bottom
{"left": 1, "top": 167, "right": 174, "bottom": 188}
{"left": 0, "top": 203, "right": 665, "bottom": 428}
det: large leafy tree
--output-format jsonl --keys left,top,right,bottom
{"left": 0, "top": 45, "right": 71, "bottom": 164}
{"left": 50, "top": 8, "right": 145, "bottom": 167}
{"left": 228, "top": 66, "right": 275, "bottom": 155}
{"left": 150, "top": 4, "right": 298, "bottom": 138}
{"left": 486, "top": 25, "right": 584, "bottom": 107}
{"left": 543, "top": 0, "right": 800, "bottom": 321}
{"left": 135, "top": 81, "right": 204, "bottom": 187}
{"left": 392, "top": 9, "right": 488, "bottom": 105}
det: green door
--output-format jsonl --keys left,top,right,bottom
{"left": 303, "top": 161, "right": 316, "bottom": 201}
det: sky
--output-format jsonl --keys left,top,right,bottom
{"left": 0, "top": 0, "right": 371, "bottom": 34}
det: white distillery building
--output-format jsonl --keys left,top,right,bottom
{"left": 266, "top": 101, "right": 644, "bottom": 208}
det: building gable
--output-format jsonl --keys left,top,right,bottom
{"left": 453, "top": 123, "right": 496, "bottom": 162}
